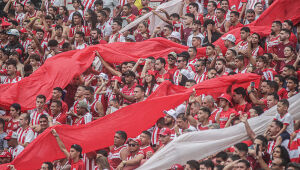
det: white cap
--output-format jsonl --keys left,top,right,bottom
{"left": 175, "top": 104, "right": 186, "bottom": 115}
{"left": 180, "top": 69, "right": 195, "bottom": 80}
{"left": 6, "top": 29, "right": 20, "bottom": 37}
{"left": 99, "top": 73, "right": 108, "bottom": 81}
{"left": 169, "top": 32, "right": 181, "bottom": 41}
{"left": 221, "top": 34, "right": 236, "bottom": 43}
{"left": 163, "top": 109, "right": 177, "bottom": 119}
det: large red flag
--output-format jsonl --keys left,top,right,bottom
{"left": 0, "top": 73, "right": 260, "bottom": 170}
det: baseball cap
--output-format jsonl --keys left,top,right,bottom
{"left": 0, "top": 151, "right": 12, "bottom": 159}
{"left": 217, "top": 93, "right": 233, "bottom": 106}
{"left": 99, "top": 73, "right": 108, "bottom": 81}
{"left": 159, "top": 127, "right": 172, "bottom": 136}
{"left": 77, "top": 100, "right": 89, "bottom": 111}
{"left": 127, "top": 138, "right": 142, "bottom": 145}
{"left": 180, "top": 69, "right": 195, "bottom": 80}
{"left": 221, "top": 34, "right": 236, "bottom": 43}
{"left": 169, "top": 32, "right": 181, "bottom": 41}
{"left": 6, "top": 29, "right": 20, "bottom": 37}
{"left": 4, "top": 131, "right": 17, "bottom": 140}
{"left": 168, "top": 52, "right": 177, "bottom": 59}
{"left": 111, "top": 76, "right": 122, "bottom": 83}
{"left": 163, "top": 109, "right": 177, "bottom": 119}
{"left": 170, "top": 164, "right": 184, "bottom": 170}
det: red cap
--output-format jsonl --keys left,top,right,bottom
{"left": 170, "top": 164, "right": 184, "bottom": 170}
{"left": 128, "top": 138, "right": 142, "bottom": 146}
{"left": 0, "top": 151, "right": 12, "bottom": 159}
{"left": 0, "top": 19, "right": 11, "bottom": 27}
{"left": 20, "top": 28, "right": 28, "bottom": 33}
{"left": 147, "top": 70, "right": 156, "bottom": 76}
{"left": 217, "top": 93, "right": 233, "bottom": 106}
{"left": 111, "top": 76, "right": 122, "bottom": 83}
{"left": 159, "top": 127, "right": 172, "bottom": 136}
{"left": 15, "top": 49, "right": 22, "bottom": 56}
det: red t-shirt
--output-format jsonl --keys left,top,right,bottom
{"left": 70, "top": 159, "right": 85, "bottom": 170}
{"left": 234, "top": 102, "right": 252, "bottom": 114}
{"left": 218, "top": 108, "right": 238, "bottom": 128}
{"left": 139, "top": 145, "right": 154, "bottom": 159}
{"left": 229, "top": 23, "right": 244, "bottom": 31}
{"left": 278, "top": 88, "right": 288, "bottom": 99}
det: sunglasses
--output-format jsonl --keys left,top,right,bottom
{"left": 128, "top": 144, "right": 137, "bottom": 147}
{"left": 177, "top": 60, "right": 184, "bottom": 63}
{"left": 168, "top": 57, "right": 175, "bottom": 60}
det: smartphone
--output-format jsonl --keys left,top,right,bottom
{"left": 251, "top": 82, "right": 255, "bottom": 88}
{"left": 256, "top": 144, "right": 260, "bottom": 155}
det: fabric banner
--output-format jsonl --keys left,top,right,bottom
{"left": 137, "top": 93, "right": 300, "bottom": 170}
{"left": 0, "top": 73, "right": 260, "bottom": 170}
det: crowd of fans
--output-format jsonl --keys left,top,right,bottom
{"left": 0, "top": 0, "right": 300, "bottom": 169}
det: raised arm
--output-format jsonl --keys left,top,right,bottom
{"left": 51, "top": 129, "right": 70, "bottom": 159}
{"left": 152, "top": 10, "right": 172, "bottom": 25}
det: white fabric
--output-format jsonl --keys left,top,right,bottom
{"left": 120, "top": 0, "right": 183, "bottom": 34}
{"left": 137, "top": 93, "right": 300, "bottom": 170}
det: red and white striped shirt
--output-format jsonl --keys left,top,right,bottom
{"left": 30, "top": 110, "right": 49, "bottom": 126}
{"left": 265, "top": 34, "right": 280, "bottom": 53}
{"left": 0, "top": 76, "right": 22, "bottom": 84}
{"left": 194, "top": 72, "right": 207, "bottom": 83}
{"left": 73, "top": 113, "right": 92, "bottom": 126}
{"left": 246, "top": 0, "right": 265, "bottom": 10}
{"left": 172, "top": 21, "right": 184, "bottom": 39}
{"left": 69, "top": 26, "right": 91, "bottom": 38}
{"left": 21, "top": 39, "right": 31, "bottom": 52}
{"left": 151, "top": 126, "right": 160, "bottom": 145}
{"left": 16, "top": 127, "right": 35, "bottom": 145}
{"left": 8, "top": 145, "right": 24, "bottom": 158}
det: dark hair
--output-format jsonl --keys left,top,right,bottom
{"left": 228, "top": 49, "right": 237, "bottom": 56}
{"left": 94, "top": 0, "right": 103, "bottom": 6}
{"left": 286, "top": 76, "right": 298, "bottom": 85}
{"left": 85, "top": 86, "right": 95, "bottom": 94}
{"left": 53, "top": 87, "right": 63, "bottom": 94}
{"left": 281, "top": 28, "right": 291, "bottom": 36}
{"left": 284, "top": 65, "right": 296, "bottom": 71}
{"left": 255, "top": 135, "right": 268, "bottom": 147}
{"left": 257, "top": 55, "right": 267, "bottom": 63}
{"left": 206, "top": 43, "right": 215, "bottom": 49}
{"left": 268, "top": 93, "right": 279, "bottom": 101}
{"left": 116, "top": 131, "right": 127, "bottom": 141}
{"left": 215, "top": 151, "right": 228, "bottom": 161}
{"left": 43, "top": 162, "right": 54, "bottom": 170}
{"left": 241, "top": 27, "right": 250, "bottom": 33}
{"left": 274, "top": 75, "right": 284, "bottom": 83}
{"left": 170, "top": 13, "right": 180, "bottom": 19}
{"left": 193, "top": 19, "right": 201, "bottom": 26}
{"left": 156, "top": 57, "right": 166, "bottom": 66}
{"left": 284, "top": 20, "right": 293, "bottom": 29}
{"left": 55, "top": 25, "right": 63, "bottom": 31}
{"left": 48, "top": 39, "right": 58, "bottom": 47}
{"left": 72, "top": 11, "right": 84, "bottom": 27}
{"left": 135, "top": 85, "right": 145, "bottom": 93}
{"left": 85, "top": 9, "right": 98, "bottom": 29}
{"left": 273, "top": 119, "right": 283, "bottom": 129}
{"left": 10, "top": 103, "right": 21, "bottom": 113}
{"left": 216, "top": 58, "right": 226, "bottom": 65}
{"left": 186, "top": 160, "right": 200, "bottom": 170}
{"left": 52, "top": 100, "right": 62, "bottom": 107}
{"left": 59, "top": 6, "right": 69, "bottom": 16}
{"left": 233, "top": 87, "right": 246, "bottom": 97}
{"left": 189, "top": 46, "right": 197, "bottom": 53}
{"left": 231, "top": 11, "right": 240, "bottom": 17}
{"left": 246, "top": 9, "right": 255, "bottom": 14}
{"left": 234, "top": 142, "right": 248, "bottom": 153}
{"left": 287, "top": 162, "right": 300, "bottom": 169}
{"left": 228, "top": 154, "right": 240, "bottom": 161}
{"left": 273, "top": 20, "right": 282, "bottom": 28}
{"left": 189, "top": 2, "right": 199, "bottom": 11}
{"left": 123, "top": 70, "right": 136, "bottom": 78}
{"left": 0, "top": 118, "right": 5, "bottom": 130}
{"left": 273, "top": 145, "right": 290, "bottom": 165}
{"left": 75, "top": 31, "right": 85, "bottom": 38}
{"left": 204, "top": 19, "right": 215, "bottom": 28}
{"left": 97, "top": 149, "right": 108, "bottom": 157}
{"left": 164, "top": 24, "right": 173, "bottom": 31}
{"left": 142, "top": 130, "right": 151, "bottom": 138}
{"left": 37, "top": 94, "right": 46, "bottom": 102}
{"left": 199, "top": 159, "right": 214, "bottom": 169}
{"left": 199, "top": 107, "right": 211, "bottom": 117}
{"left": 39, "top": 114, "right": 48, "bottom": 121}
{"left": 176, "top": 113, "right": 187, "bottom": 121}
{"left": 237, "top": 160, "right": 250, "bottom": 168}
{"left": 267, "top": 81, "right": 279, "bottom": 92}
{"left": 216, "top": 8, "right": 226, "bottom": 14}
{"left": 279, "top": 99, "right": 289, "bottom": 108}
{"left": 208, "top": 1, "right": 217, "bottom": 8}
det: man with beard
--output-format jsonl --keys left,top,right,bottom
{"left": 163, "top": 110, "right": 177, "bottom": 139}
{"left": 175, "top": 113, "right": 197, "bottom": 136}
{"left": 173, "top": 54, "right": 195, "bottom": 85}
{"left": 206, "top": 68, "right": 217, "bottom": 80}
{"left": 114, "top": 71, "right": 137, "bottom": 103}
{"left": 193, "top": 59, "right": 207, "bottom": 83}
{"left": 4, "top": 29, "right": 24, "bottom": 56}
{"left": 282, "top": 20, "right": 297, "bottom": 47}
{"left": 236, "top": 27, "right": 250, "bottom": 54}
{"left": 187, "top": 20, "right": 203, "bottom": 47}
{"left": 215, "top": 58, "right": 228, "bottom": 76}
{"left": 265, "top": 21, "right": 282, "bottom": 53}
{"left": 90, "top": 29, "right": 107, "bottom": 45}
{"left": 247, "top": 80, "right": 271, "bottom": 109}
{"left": 154, "top": 57, "right": 170, "bottom": 83}
{"left": 0, "top": 60, "right": 22, "bottom": 84}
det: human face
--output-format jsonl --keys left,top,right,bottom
{"left": 7, "top": 65, "right": 16, "bottom": 76}
{"left": 260, "top": 82, "right": 268, "bottom": 95}
{"left": 256, "top": 59, "right": 265, "bottom": 70}
{"left": 36, "top": 98, "right": 45, "bottom": 109}
{"left": 52, "top": 89, "right": 61, "bottom": 100}
{"left": 230, "top": 13, "right": 238, "bottom": 23}
{"left": 69, "top": 148, "right": 80, "bottom": 160}
{"left": 271, "top": 23, "right": 281, "bottom": 34}
{"left": 36, "top": 31, "right": 44, "bottom": 40}
{"left": 163, "top": 27, "right": 172, "bottom": 36}
{"left": 40, "top": 163, "right": 49, "bottom": 170}
{"left": 177, "top": 57, "right": 186, "bottom": 69}
{"left": 246, "top": 13, "right": 255, "bottom": 23}
{"left": 272, "top": 147, "right": 281, "bottom": 159}
{"left": 145, "top": 74, "right": 153, "bottom": 83}
{"left": 206, "top": 46, "right": 214, "bottom": 56}
{"left": 128, "top": 141, "right": 139, "bottom": 152}
{"left": 124, "top": 75, "right": 134, "bottom": 84}
{"left": 215, "top": 61, "right": 224, "bottom": 73}
{"left": 192, "top": 38, "right": 201, "bottom": 47}
{"left": 184, "top": 16, "right": 193, "bottom": 25}
{"left": 19, "top": 114, "right": 28, "bottom": 127}
{"left": 207, "top": 2, "right": 215, "bottom": 12}
{"left": 176, "top": 118, "right": 187, "bottom": 129}
{"left": 75, "top": 34, "right": 83, "bottom": 43}
{"left": 76, "top": 86, "right": 85, "bottom": 97}
{"left": 221, "top": 1, "right": 229, "bottom": 11}
{"left": 164, "top": 115, "right": 174, "bottom": 125}
{"left": 50, "top": 102, "right": 60, "bottom": 114}
{"left": 282, "top": 22, "right": 291, "bottom": 30}
{"left": 276, "top": 102, "right": 287, "bottom": 115}
{"left": 97, "top": 13, "right": 105, "bottom": 22}
{"left": 286, "top": 79, "right": 296, "bottom": 91}
{"left": 207, "top": 69, "right": 217, "bottom": 79}
{"left": 202, "top": 98, "right": 213, "bottom": 109}
{"left": 225, "top": 50, "right": 234, "bottom": 62}
{"left": 215, "top": 10, "right": 224, "bottom": 19}
{"left": 279, "top": 31, "right": 288, "bottom": 42}
{"left": 195, "top": 61, "right": 204, "bottom": 72}
{"left": 197, "top": 110, "right": 208, "bottom": 122}
{"left": 91, "top": 30, "right": 98, "bottom": 40}
{"left": 114, "top": 133, "right": 125, "bottom": 146}
{"left": 192, "top": 23, "right": 200, "bottom": 31}
{"left": 84, "top": 90, "right": 93, "bottom": 101}
{"left": 59, "top": 7, "right": 65, "bottom": 15}
{"left": 84, "top": 12, "right": 90, "bottom": 22}
{"left": 234, "top": 162, "right": 248, "bottom": 170}
{"left": 159, "top": 134, "right": 170, "bottom": 145}
{"left": 251, "top": 34, "right": 259, "bottom": 44}
{"left": 139, "top": 133, "right": 150, "bottom": 145}
{"left": 188, "top": 48, "right": 196, "bottom": 58}
{"left": 240, "top": 30, "right": 249, "bottom": 41}
{"left": 218, "top": 98, "right": 228, "bottom": 108}
{"left": 134, "top": 87, "right": 144, "bottom": 100}
{"left": 283, "top": 46, "right": 293, "bottom": 57}
{"left": 111, "top": 22, "right": 120, "bottom": 32}
{"left": 234, "top": 58, "right": 243, "bottom": 69}
{"left": 72, "top": 1, "right": 79, "bottom": 9}
{"left": 232, "top": 92, "right": 242, "bottom": 104}
{"left": 39, "top": 118, "right": 49, "bottom": 130}
{"left": 137, "top": 23, "right": 147, "bottom": 33}
{"left": 188, "top": 5, "right": 196, "bottom": 13}
{"left": 268, "top": 122, "right": 280, "bottom": 136}
{"left": 127, "top": 63, "right": 134, "bottom": 70}
{"left": 267, "top": 95, "right": 277, "bottom": 109}
{"left": 253, "top": 138, "right": 263, "bottom": 151}
{"left": 254, "top": 4, "right": 263, "bottom": 14}
{"left": 154, "top": 60, "right": 163, "bottom": 71}
{"left": 122, "top": 6, "right": 130, "bottom": 16}
{"left": 10, "top": 107, "right": 19, "bottom": 118}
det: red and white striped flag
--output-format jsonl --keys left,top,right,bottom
{"left": 288, "top": 129, "right": 300, "bottom": 162}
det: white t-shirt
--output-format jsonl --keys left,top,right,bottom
{"left": 275, "top": 112, "right": 294, "bottom": 134}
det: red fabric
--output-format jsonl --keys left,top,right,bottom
{"left": 1, "top": 74, "right": 260, "bottom": 170}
